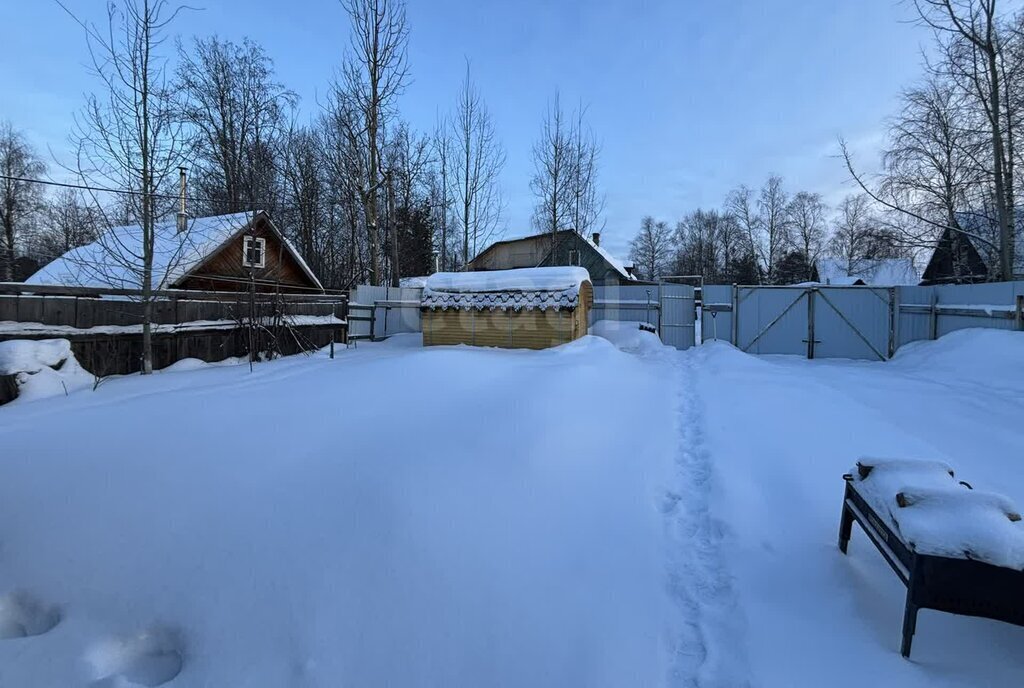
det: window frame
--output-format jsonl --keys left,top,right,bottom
{"left": 242, "top": 235, "right": 266, "bottom": 269}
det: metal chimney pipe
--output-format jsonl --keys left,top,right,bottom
{"left": 176, "top": 167, "right": 187, "bottom": 234}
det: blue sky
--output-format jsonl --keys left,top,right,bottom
{"left": 1, "top": 0, "right": 932, "bottom": 258}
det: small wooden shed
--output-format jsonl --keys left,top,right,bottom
{"left": 421, "top": 267, "right": 593, "bottom": 349}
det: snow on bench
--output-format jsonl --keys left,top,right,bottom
{"left": 838, "top": 458, "right": 1024, "bottom": 658}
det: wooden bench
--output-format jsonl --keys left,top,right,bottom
{"left": 838, "top": 470, "right": 1024, "bottom": 657}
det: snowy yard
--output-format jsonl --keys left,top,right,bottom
{"left": 1, "top": 328, "right": 1023, "bottom": 686}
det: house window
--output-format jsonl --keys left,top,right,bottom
{"left": 242, "top": 236, "right": 266, "bottom": 268}
{"left": 568, "top": 249, "right": 579, "bottom": 266}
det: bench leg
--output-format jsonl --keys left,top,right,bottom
{"left": 900, "top": 595, "right": 918, "bottom": 658}
{"left": 838, "top": 501, "right": 854, "bottom": 554}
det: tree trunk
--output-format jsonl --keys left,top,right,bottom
{"left": 987, "top": 48, "right": 1015, "bottom": 280}
{"left": 388, "top": 173, "right": 400, "bottom": 287}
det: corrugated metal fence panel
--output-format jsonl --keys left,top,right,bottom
{"left": 736, "top": 288, "right": 810, "bottom": 356}
{"left": 896, "top": 286, "right": 932, "bottom": 348}
{"left": 591, "top": 284, "right": 660, "bottom": 328}
{"left": 701, "top": 285, "right": 733, "bottom": 343}
{"left": 349, "top": 285, "right": 423, "bottom": 339}
{"left": 896, "top": 281, "right": 1024, "bottom": 348}
{"left": 660, "top": 283, "right": 696, "bottom": 349}
{"left": 813, "top": 287, "right": 892, "bottom": 360}
{"left": 934, "top": 282, "right": 1023, "bottom": 337}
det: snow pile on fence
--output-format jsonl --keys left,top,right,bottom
{"left": 0, "top": 339, "right": 94, "bottom": 403}
{"left": 422, "top": 267, "right": 590, "bottom": 311}
{"left": 852, "top": 458, "right": 1024, "bottom": 569}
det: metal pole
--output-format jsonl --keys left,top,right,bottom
{"left": 730, "top": 284, "right": 738, "bottom": 346}
{"left": 806, "top": 288, "right": 816, "bottom": 360}
{"left": 1016, "top": 294, "right": 1023, "bottom": 331}
{"left": 929, "top": 290, "right": 938, "bottom": 341}
{"left": 887, "top": 287, "right": 897, "bottom": 359}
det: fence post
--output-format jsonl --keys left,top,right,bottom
{"left": 929, "top": 290, "right": 938, "bottom": 341}
{"left": 888, "top": 287, "right": 897, "bottom": 359}
{"left": 730, "top": 284, "right": 738, "bottom": 347}
{"left": 806, "top": 288, "right": 817, "bottom": 360}
{"left": 1016, "top": 294, "right": 1023, "bottom": 331}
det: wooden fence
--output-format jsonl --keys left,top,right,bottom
{"left": 0, "top": 283, "right": 348, "bottom": 383}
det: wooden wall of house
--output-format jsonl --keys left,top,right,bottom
{"left": 177, "top": 218, "right": 319, "bottom": 293}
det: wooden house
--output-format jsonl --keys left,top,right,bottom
{"left": 27, "top": 210, "right": 322, "bottom": 293}
{"left": 920, "top": 226, "right": 990, "bottom": 286}
{"left": 421, "top": 267, "right": 593, "bottom": 349}
{"left": 468, "top": 230, "right": 637, "bottom": 285}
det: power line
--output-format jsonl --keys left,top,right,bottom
{"left": 0, "top": 173, "right": 305, "bottom": 212}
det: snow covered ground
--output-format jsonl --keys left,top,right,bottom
{"left": 0, "top": 335, "right": 677, "bottom": 687}
{"left": 0, "top": 327, "right": 1022, "bottom": 686}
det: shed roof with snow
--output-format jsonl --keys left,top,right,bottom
{"left": 27, "top": 210, "right": 322, "bottom": 293}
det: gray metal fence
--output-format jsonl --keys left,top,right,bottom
{"left": 348, "top": 285, "right": 423, "bottom": 341}
{"left": 702, "top": 281, "right": 1024, "bottom": 360}
{"left": 591, "top": 282, "right": 695, "bottom": 349}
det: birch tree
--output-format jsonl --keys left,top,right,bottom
{"left": 629, "top": 216, "right": 673, "bottom": 280}
{"left": 70, "top": 0, "right": 190, "bottom": 374}
{"left": 450, "top": 63, "right": 504, "bottom": 266}
{"left": 334, "top": 0, "right": 409, "bottom": 286}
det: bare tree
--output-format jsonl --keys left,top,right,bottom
{"left": 281, "top": 124, "right": 325, "bottom": 275}
{"left": 530, "top": 93, "right": 574, "bottom": 244}
{"left": 381, "top": 121, "right": 430, "bottom": 285}
{"left": 758, "top": 175, "right": 791, "bottom": 282}
{"left": 175, "top": 36, "right": 296, "bottom": 215}
{"left": 450, "top": 62, "right": 504, "bottom": 266}
{"left": 432, "top": 118, "right": 453, "bottom": 270}
{"left": 915, "top": 0, "right": 1015, "bottom": 278}
{"left": 32, "top": 188, "right": 101, "bottom": 262}
{"left": 69, "top": 0, "right": 191, "bottom": 374}
{"left": 628, "top": 216, "right": 673, "bottom": 280}
{"left": 0, "top": 122, "right": 46, "bottom": 281}
{"left": 724, "top": 184, "right": 762, "bottom": 283}
{"left": 333, "top": 0, "right": 409, "bottom": 286}
{"left": 829, "top": 194, "right": 903, "bottom": 275}
{"left": 786, "top": 191, "right": 828, "bottom": 280}
{"left": 568, "top": 102, "right": 603, "bottom": 238}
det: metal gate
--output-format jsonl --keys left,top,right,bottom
{"left": 729, "top": 285, "right": 895, "bottom": 360}
{"left": 658, "top": 282, "right": 696, "bottom": 349}
{"left": 590, "top": 282, "right": 696, "bottom": 349}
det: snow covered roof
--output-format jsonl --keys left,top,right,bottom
{"left": 27, "top": 211, "right": 322, "bottom": 291}
{"left": 816, "top": 258, "right": 919, "bottom": 286}
{"left": 422, "top": 267, "right": 591, "bottom": 311}
{"left": 580, "top": 234, "right": 636, "bottom": 281}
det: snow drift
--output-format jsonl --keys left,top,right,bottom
{"left": 0, "top": 338, "right": 93, "bottom": 403}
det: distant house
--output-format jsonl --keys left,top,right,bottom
{"left": 421, "top": 267, "right": 593, "bottom": 349}
{"left": 27, "top": 210, "right": 322, "bottom": 293}
{"left": 920, "top": 226, "right": 990, "bottom": 286}
{"left": 468, "top": 230, "right": 637, "bottom": 285}
{"left": 814, "top": 257, "right": 919, "bottom": 286}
